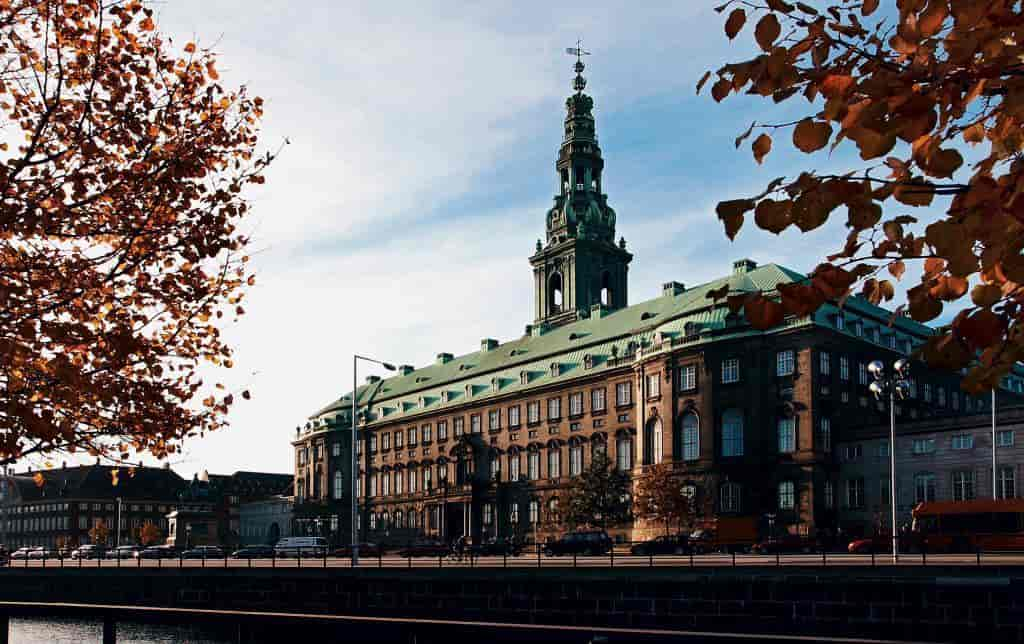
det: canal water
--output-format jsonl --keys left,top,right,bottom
{"left": 10, "top": 617, "right": 237, "bottom": 643}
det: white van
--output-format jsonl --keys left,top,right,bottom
{"left": 274, "top": 536, "right": 327, "bottom": 558}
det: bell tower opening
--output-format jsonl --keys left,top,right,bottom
{"left": 549, "top": 273, "right": 564, "bottom": 313}
{"left": 529, "top": 45, "right": 632, "bottom": 328}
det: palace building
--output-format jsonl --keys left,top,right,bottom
{"left": 292, "top": 59, "right": 1022, "bottom": 546}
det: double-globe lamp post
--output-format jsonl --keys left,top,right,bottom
{"left": 351, "top": 355, "right": 396, "bottom": 567}
{"left": 867, "top": 358, "right": 911, "bottom": 564}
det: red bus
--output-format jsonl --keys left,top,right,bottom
{"left": 911, "top": 499, "right": 1024, "bottom": 552}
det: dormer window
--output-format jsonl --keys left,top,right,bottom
{"left": 520, "top": 370, "right": 528, "bottom": 385}
{"left": 550, "top": 362, "right": 560, "bottom": 378}
{"left": 491, "top": 378, "right": 499, "bottom": 394}
{"left": 441, "top": 390, "right": 449, "bottom": 403}
{"left": 465, "top": 384, "right": 472, "bottom": 399}
{"left": 583, "top": 354, "right": 593, "bottom": 370}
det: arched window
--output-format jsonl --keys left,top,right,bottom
{"left": 643, "top": 417, "right": 663, "bottom": 465}
{"left": 721, "top": 409, "right": 744, "bottom": 457}
{"left": 682, "top": 413, "right": 699, "bottom": 461}
{"left": 332, "top": 471, "right": 343, "bottom": 500}
{"left": 547, "top": 446, "right": 561, "bottom": 479}
{"left": 600, "top": 271, "right": 612, "bottom": 307}
{"left": 549, "top": 272, "right": 564, "bottom": 312}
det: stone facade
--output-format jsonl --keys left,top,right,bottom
{"left": 239, "top": 495, "right": 294, "bottom": 546}
{"left": 837, "top": 405, "right": 1024, "bottom": 538}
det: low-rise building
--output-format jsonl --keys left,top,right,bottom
{"left": 239, "top": 495, "right": 293, "bottom": 546}
{"left": 837, "top": 406, "right": 1024, "bottom": 538}
{"left": 0, "top": 463, "right": 185, "bottom": 549}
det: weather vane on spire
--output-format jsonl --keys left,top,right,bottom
{"left": 565, "top": 39, "right": 590, "bottom": 94}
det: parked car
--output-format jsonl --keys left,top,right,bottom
{"left": 396, "top": 539, "right": 449, "bottom": 558}
{"left": 471, "top": 537, "right": 523, "bottom": 557}
{"left": 181, "top": 546, "right": 225, "bottom": 559}
{"left": 273, "top": 537, "right": 327, "bottom": 558}
{"left": 28, "top": 548, "right": 60, "bottom": 560}
{"left": 333, "top": 542, "right": 384, "bottom": 558}
{"left": 543, "top": 530, "right": 613, "bottom": 556}
{"left": 10, "top": 547, "right": 39, "bottom": 560}
{"left": 70, "top": 544, "right": 106, "bottom": 560}
{"left": 138, "top": 545, "right": 177, "bottom": 559}
{"left": 750, "top": 535, "right": 818, "bottom": 555}
{"left": 105, "top": 545, "right": 144, "bottom": 559}
{"left": 232, "top": 545, "right": 275, "bottom": 559}
{"left": 630, "top": 534, "right": 691, "bottom": 556}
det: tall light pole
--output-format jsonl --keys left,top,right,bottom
{"left": 351, "top": 354, "right": 395, "bottom": 567}
{"left": 992, "top": 388, "right": 998, "bottom": 499}
{"left": 868, "top": 358, "right": 911, "bottom": 564}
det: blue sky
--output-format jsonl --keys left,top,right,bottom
{"left": 105, "top": 0, "right": 947, "bottom": 478}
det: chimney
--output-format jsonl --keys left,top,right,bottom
{"left": 397, "top": 364, "right": 414, "bottom": 376}
{"left": 436, "top": 352, "right": 454, "bottom": 365}
{"left": 733, "top": 258, "right": 757, "bottom": 275}
{"left": 662, "top": 281, "right": 685, "bottom": 297}
{"left": 480, "top": 338, "right": 499, "bottom": 352}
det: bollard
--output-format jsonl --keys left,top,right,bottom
{"left": 178, "top": 552, "right": 182, "bottom": 569}
{"left": 224, "top": 551, "right": 228, "bottom": 569}
{"left": 408, "top": 552, "right": 412, "bottom": 569}
{"left": 271, "top": 549, "right": 275, "bottom": 569}
{"left": 610, "top": 546, "right": 614, "bottom": 568}
{"left": 537, "top": 542, "right": 541, "bottom": 569}
{"left": 871, "top": 551, "right": 875, "bottom": 567}
{"left": 323, "top": 547, "right": 327, "bottom": 569}
{"left": 922, "top": 547, "right": 926, "bottom": 566}
{"left": 297, "top": 547, "right": 302, "bottom": 568}
{"left": 732, "top": 551, "right": 736, "bottom": 568}
{"left": 822, "top": 550, "right": 826, "bottom": 566}
{"left": 977, "top": 548, "right": 982, "bottom": 566}
{"left": 648, "top": 552, "right": 653, "bottom": 568}
{"left": 775, "top": 552, "right": 780, "bottom": 567}
{"left": 138, "top": 553, "right": 141, "bottom": 568}
{"left": 574, "top": 553, "right": 578, "bottom": 568}
{"left": 379, "top": 548, "right": 383, "bottom": 569}
{"left": 504, "top": 551, "right": 507, "bottom": 568}
{"left": 689, "top": 551, "right": 694, "bottom": 568}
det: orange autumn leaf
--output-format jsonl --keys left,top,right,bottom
{"left": 752, "top": 133, "right": 772, "bottom": 164}
{"left": 793, "top": 119, "right": 832, "bottom": 153}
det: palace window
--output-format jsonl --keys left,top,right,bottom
{"left": 527, "top": 450, "right": 540, "bottom": 480}
{"left": 923, "top": 383, "right": 932, "bottom": 402}
{"left": 395, "top": 431, "right": 403, "bottom": 449}
{"left": 998, "top": 430, "right": 1015, "bottom": 447}
{"left": 548, "top": 397, "right": 562, "bottom": 420}
{"left": 333, "top": 471, "right": 343, "bottom": 500}
{"left": 381, "top": 432, "right": 390, "bottom": 451}
{"left": 470, "top": 414, "right": 481, "bottom": 434}
{"left": 547, "top": 448, "right": 561, "bottom": 479}
{"left": 937, "top": 387, "right": 946, "bottom": 407}
{"left": 615, "top": 382, "right": 632, "bottom": 406}
{"left": 818, "top": 417, "right": 831, "bottom": 452}
{"left": 421, "top": 424, "right": 432, "bottom": 442}
{"left": 616, "top": 435, "right": 633, "bottom": 471}
{"left": 951, "top": 434, "right": 973, "bottom": 450}
{"left": 509, "top": 451, "right": 521, "bottom": 481}
{"left": 569, "top": 392, "right": 584, "bottom": 417}
{"left": 839, "top": 356, "right": 849, "bottom": 381}
{"left": 528, "top": 499, "right": 539, "bottom": 525}
{"left": 914, "top": 473, "right": 936, "bottom": 503}
{"left": 332, "top": 442, "right": 341, "bottom": 457}
{"left": 591, "top": 388, "right": 606, "bottom": 412}
{"left": 645, "top": 373, "right": 661, "bottom": 399}
{"left": 777, "top": 417, "right": 796, "bottom": 453}
{"left": 453, "top": 417, "right": 464, "bottom": 436}
{"left": 678, "top": 365, "right": 697, "bottom": 392}
{"left": 776, "top": 350, "right": 795, "bottom": 376}
{"left": 846, "top": 478, "right": 865, "bottom": 509}
{"left": 720, "top": 483, "right": 741, "bottom": 513}
{"left": 489, "top": 453, "right": 500, "bottom": 481}
{"left": 777, "top": 481, "right": 795, "bottom": 510}
{"left": 569, "top": 443, "right": 583, "bottom": 476}
{"left": 824, "top": 480, "right": 834, "bottom": 509}
{"left": 527, "top": 401, "right": 541, "bottom": 424}
{"left": 508, "top": 405, "right": 521, "bottom": 428}
{"left": 999, "top": 467, "right": 1016, "bottom": 499}
{"left": 722, "top": 358, "right": 739, "bottom": 384}
{"left": 437, "top": 420, "right": 448, "bottom": 441}
{"left": 952, "top": 470, "right": 975, "bottom": 501}
{"left": 488, "top": 410, "right": 501, "bottom": 431}
{"left": 721, "top": 409, "right": 744, "bottom": 457}
{"left": 912, "top": 438, "right": 936, "bottom": 455}
{"left": 682, "top": 413, "right": 699, "bottom": 461}
{"left": 819, "top": 352, "right": 830, "bottom": 376}
{"left": 407, "top": 427, "right": 416, "bottom": 446}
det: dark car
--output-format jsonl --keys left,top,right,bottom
{"left": 139, "top": 545, "right": 177, "bottom": 559}
{"left": 70, "top": 544, "right": 106, "bottom": 560}
{"left": 471, "top": 537, "right": 523, "bottom": 557}
{"left": 105, "top": 545, "right": 144, "bottom": 559}
{"left": 232, "top": 546, "right": 275, "bottom": 559}
{"left": 630, "top": 534, "right": 690, "bottom": 556}
{"left": 182, "top": 546, "right": 225, "bottom": 559}
{"left": 543, "top": 530, "right": 613, "bottom": 556}
{"left": 396, "top": 540, "right": 449, "bottom": 558}
{"left": 750, "top": 535, "right": 818, "bottom": 555}
{"left": 333, "top": 542, "right": 384, "bottom": 558}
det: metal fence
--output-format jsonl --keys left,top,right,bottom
{"left": 2, "top": 541, "right": 1021, "bottom": 570}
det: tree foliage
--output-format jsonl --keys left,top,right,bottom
{"left": 88, "top": 520, "right": 109, "bottom": 545}
{"left": 138, "top": 520, "right": 162, "bottom": 546}
{"left": 0, "top": 1, "right": 270, "bottom": 464}
{"left": 702, "top": 0, "right": 1024, "bottom": 390}
{"left": 633, "top": 463, "right": 693, "bottom": 535}
{"left": 561, "top": 452, "right": 631, "bottom": 530}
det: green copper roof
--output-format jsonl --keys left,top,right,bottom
{"left": 309, "top": 262, "right": 936, "bottom": 426}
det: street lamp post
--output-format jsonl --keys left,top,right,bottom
{"left": 992, "top": 388, "right": 998, "bottom": 499}
{"left": 868, "top": 358, "right": 911, "bottom": 564}
{"left": 351, "top": 354, "right": 395, "bottom": 567}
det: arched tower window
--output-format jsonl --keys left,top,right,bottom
{"left": 682, "top": 413, "right": 699, "bottom": 461}
{"left": 549, "top": 272, "right": 564, "bottom": 312}
{"left": 600, "top": 271, "right": 612, "bottom": 307}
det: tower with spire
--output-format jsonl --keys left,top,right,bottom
{"left": 529, "top": 45, "right": 632, "bottom": 328}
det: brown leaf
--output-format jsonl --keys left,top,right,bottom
{"left": 743, "top": 295, "right": 785, "bottom": 329}
{"left": 711, "top": 78, "right": 732, "bottom": 102}
{"left": 696, "top": 70, "right": 712, "bottom": 95}
{"left": 963, "top": 123, "right": 985, "bottom": 144}
{"left": 861, "top": 0, "right": 880, "bottom": 16}
{"left": 716, "top": 199, "right": 755, "bottom": 240}
{"left": 793, "top": 118, "right": 832, "bottom": 153}
{"left": 918, "top": 0, "right": 949, "bottom": 38}
{"left": 888, "top": 260, "right": 906, "bottom": 280}
{"left": 727, "top": 293, "right": 750, "bottom": 313}
{"left": 242, "top": 389, "right": 252, "bottom": 400}
{"left": 907, "top": 286, "right": 943, "bottom": 322}
{"left": 956, "top": 309, "right": 1006, "bottom": 352}
{"left": 970, "top": 283, "right": 1002, "bottom": 308}
{"left": 778, "top": 282, "right": 825, "bottom": 316}
{"left": 752, "top": 133, "right": 772, "bottom": 164}
{"left": 754, "top": 198, "right": 792, "bottom": 233}
{"left": 725, "top": 8, "right": 746, "bottom": 39}
{"left": 883, "top": 221, "right": 904, "bottom": 242}
{"left": 929, "top": 275, "right": 968, "bottom": 301}
{"left": 893, "top": 180, "right": 935, "bottom": 207}
{"left": 755, "top": 14, "right": 781, "bottom": 52}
